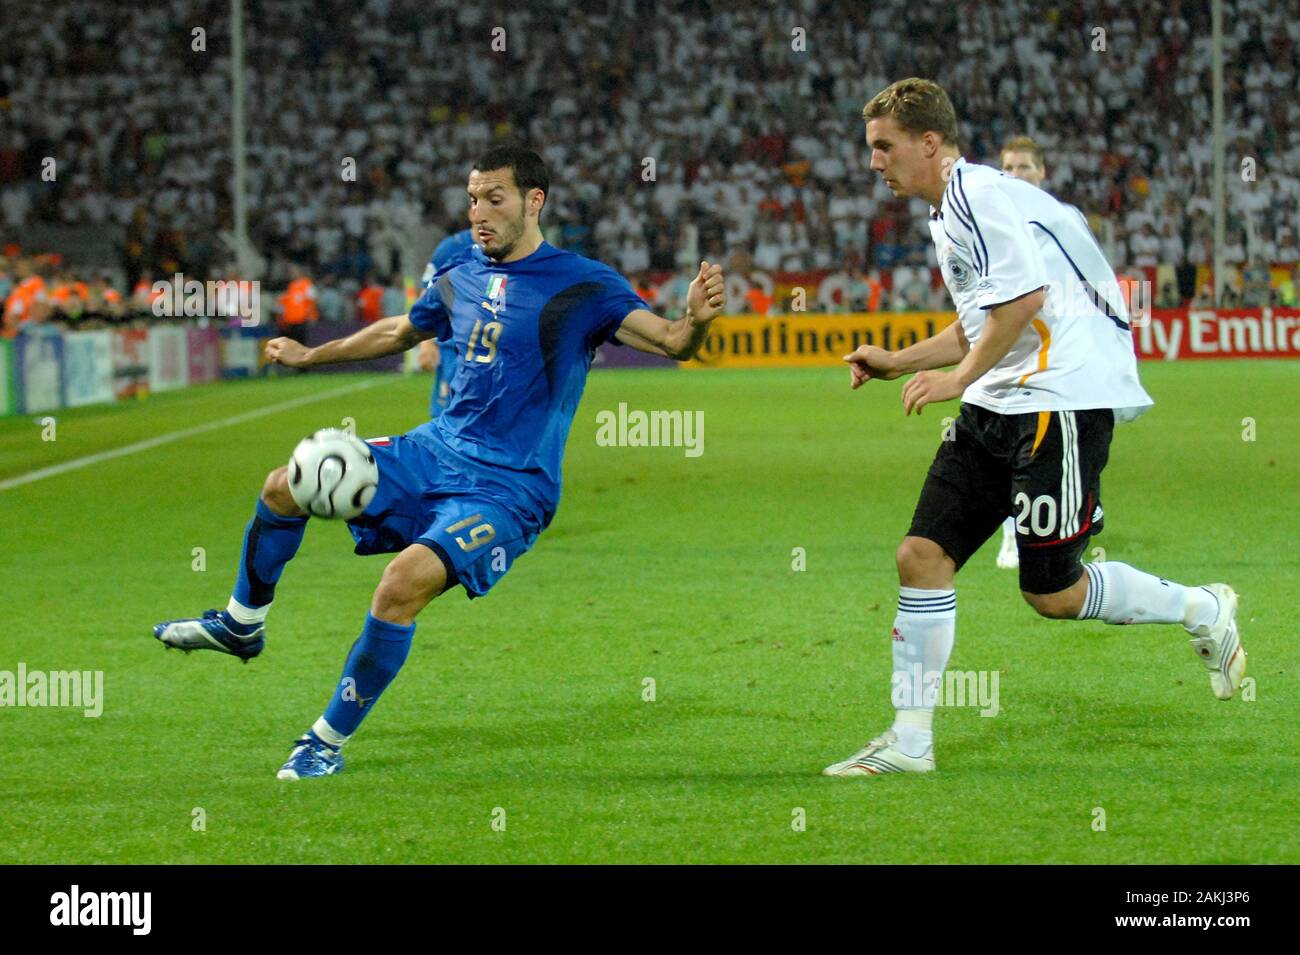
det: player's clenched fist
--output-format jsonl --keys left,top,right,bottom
{"left": 843, "top": 344, "right": 902, "bottom": 388}
{"left": 901, "top": 369, "right": 964, "bottom": 415}
{"left": 265, "top": 337, "right": 314, "bottom": 368}
{"left": 417, "top": 339, "right": 438, "bottom": 372}
{"left": 686, "top": 261, "right": 727, "bottom": 323}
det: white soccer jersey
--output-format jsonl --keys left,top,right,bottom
{"left": 929, "top": 157, "right": 1153, "bottom": 418}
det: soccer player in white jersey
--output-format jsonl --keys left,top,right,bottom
{"left": 825, "top": 78, "right": 1246, "bottom": 778}
{"left": 1000, "top": 136, "right": 1047, "bottom": 190}
{"left": 992, "top": 136, "right": 1048, "bottom": 569}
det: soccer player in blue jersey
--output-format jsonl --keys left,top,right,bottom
{"left": 153, "top": 146, "right": 727, "bottom": 778}
{"left": 416, "top": 228, "right": 476, "bottom": 417}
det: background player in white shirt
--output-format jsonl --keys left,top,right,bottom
{"left": 825, "top": 78, "right": 1246, "bottom": 778}
{"left": 1000, "top": 136, "right": 1047, "bottom": 190}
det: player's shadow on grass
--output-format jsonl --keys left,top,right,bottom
{"left": 357, "top": 758, "right": 803, "bottom": 783}
{"left": 1006, "top": 692, "right": 1249, "bottom": 754}
{"left": 366, "top": 698, "right": 816, "bottom": 770}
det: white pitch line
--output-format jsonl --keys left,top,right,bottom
{"left": 0, "top": 377, "right": 385, "bottom": 492}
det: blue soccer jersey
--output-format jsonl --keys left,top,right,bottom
{"left": 429, "top": 229, "right": 477, "bottom": 274}
{"left": 421, "top": 229, "right": 477, "bottom": 417}
{"left": 406, "top": 241, "right": 646, "bottom": 528}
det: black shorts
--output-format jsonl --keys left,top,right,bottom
{"left": 907, "top": 404, "right": 1114, "bottom": 594}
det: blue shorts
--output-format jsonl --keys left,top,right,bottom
{"left": 345, "top": 432, "right": 539, "bottom": 599}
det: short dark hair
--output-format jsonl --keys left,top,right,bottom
{"left": 472, "top": 145, "right": 550, "bottom": 211}
{"left": 863, "top": 78, "right": 961, "bottom": 150}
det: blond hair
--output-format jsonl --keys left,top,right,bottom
{"left": 1001, "top": 136, "right": 1045, "bottom": 168}
{"left": 863, "top": 78, "right": 961, "bottom": 148}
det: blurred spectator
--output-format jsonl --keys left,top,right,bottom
{"left": 1158, "top": 223, "right": 1185, "bottom": 267}
{"left": 317, "top": 274, "right": 346, "bottom": 323}
{"left": 276, "top": 262, "right": 319, "bottom": 344}
{"left": 49, "top": 270, "right": 89, "bottom": 321}
{"left": 1278, "top": 267, "right": 1298, "bottom": 308}
{"left": 1241, "top": 260, "right": 1272, "bottom": 307}
{"left": 355, "top": 274, "right": 385, "bottom": 325}
{"left": 744, "top": 284, "right": 774, "bottom": 315}
{"left": 898, "top": 269, "right": 932, "bottom": 312}
{"left": 132, "top": 270, "right": 167, "bottom": 313}
{"left": 1130, "top": 225, "right": 1161, "bottom": 268}
{"left": 3, "top": 258, "right": 50, "bottom": 336}
{"left": 927, "top": 282, "right": 952, "bottom": 311}
{"left": 89, "top": 273, "right": 124, "bottom": 316}
{"left": 657, "top": 271, "right": 690, "bottom": 315}
{"left": 380, "top": 277, "right": 406, "bottom": 319}
{"left": 631, "top": 273, "right": 659, "bottom": 308}
{"left": 847, "top": 269, "right": 884, "bottom": 312}
{"left": 1157, "top": 282, "right": 1182, "bottom": 309}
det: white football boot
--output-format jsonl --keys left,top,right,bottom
{"left": 822, "top": 729, "right": 935, "bottom": 777}
{"left": 1187, "top": 584, "right": 1247, "bottom": 700}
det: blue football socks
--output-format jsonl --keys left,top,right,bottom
{"left": 223, "top": 498, "right": 308, "bottom": 634}
{"left": 318, "top": 613, "right": 416, "bottom": 741}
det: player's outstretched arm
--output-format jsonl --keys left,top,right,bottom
{"left": 266, "top": 314, "right": 431, "bottom": 368}
{"left": 614, "top": 261, "right": 726, "bottom": 361}
{"left": 844, "top": 320, "right": 969, "bottom": 389}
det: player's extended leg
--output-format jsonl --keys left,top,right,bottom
{"left": 277, "top": 542, "right": 449, "bottom": 780}
{"left": 1013, "top": 408, "right": 1245, "bottom": 700}
{"left": 1022, "top": 566, "right": 1246, "bottom": 700}
{"left": 153, "top": 466, "right": 309, "bottom": 660}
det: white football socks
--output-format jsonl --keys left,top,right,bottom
{"left": 890, "top": 587, "right": 956, "bottom": 758}
{"left": 311, "top": 717, "right": 348, "bottom": 749}
{"left": 1078, "top": 562, "right": 1218, "bottom": 631}
{"left": 880, "top": 567, "right": 1217, "bottom": 762}
{"left": 225, "top": 596, "right": 270, "bottom": 626}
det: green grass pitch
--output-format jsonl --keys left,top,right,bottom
{"left": 0, "top": 360, "right": 1296, "bottom": 863}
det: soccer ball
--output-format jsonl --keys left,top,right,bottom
{"left": 287, "top": 429, "right": 379, "bottom": 519}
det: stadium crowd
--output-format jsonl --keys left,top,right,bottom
{"left": 1, "top": 0, "right": 1298, "bottom": 317}
{"left": 0, "top": 248, "right": 427, "bottom": 337}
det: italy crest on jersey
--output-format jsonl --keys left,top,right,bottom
{"left": 480, "top": 274, "right": 508, "bottom": 319}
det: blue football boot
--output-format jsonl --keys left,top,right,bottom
{"left": 276, "top": 733, "right": 345, "bottom": 780}
{"left": 153, "top": 609, "right": 265, "bottom": 662}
